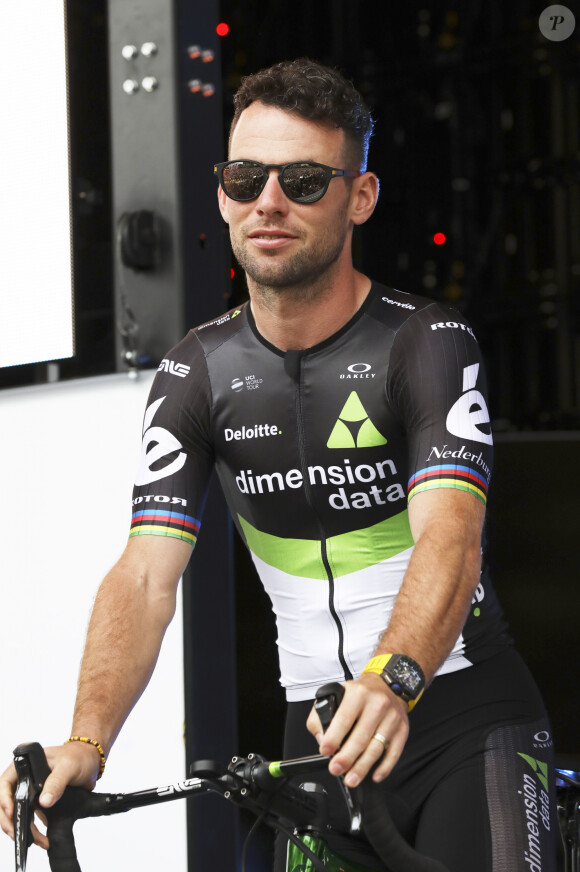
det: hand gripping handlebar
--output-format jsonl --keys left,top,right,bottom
{"left": 315, "top": 683, "right": 449, "bottom": 872}
{"left": 13, "top": 684, "right": 450, "bottom": 872}
{"left": 13, "top": 743, "right": 111, "bottom": 872}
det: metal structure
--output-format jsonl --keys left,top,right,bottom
{"left": 108, "top": 0, "right": 230, "bottom": 371}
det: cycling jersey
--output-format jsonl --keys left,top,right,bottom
{"left": 130, "top": 282, "right": 511, "bottom": 701}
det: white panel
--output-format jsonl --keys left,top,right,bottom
{"left": 0, "top": 372, "right": 188, "bottom": 871}
{"left": 0, "top": 1, "right": 73, "bottom": 368}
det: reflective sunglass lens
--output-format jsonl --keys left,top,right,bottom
{"left": 222, "top": 163, "right": 265, "bottom": 200}
{"left": 219, "top": 162, "right": 334, "bottom": 202}
{"left": 282, "top": 165, "right": 328, "bottom": 202}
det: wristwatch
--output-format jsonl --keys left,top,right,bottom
{"left": 362, "top": 653, "right": 425, "bottom": 711}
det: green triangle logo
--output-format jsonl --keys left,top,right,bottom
{"left": 327, "top": 391, "right": 387, "bottom": 449}
{"left": 518, "top": 753, "right": 549, "bottom": 792}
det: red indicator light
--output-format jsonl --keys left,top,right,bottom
{"left": 230, "top": 267, "right": 235, "bottom": 279}
{"left": 433, "top": 232, "right": 446, "bottom": 245}
{"left": 216, "top": 22, "right": 230, "bottom": 37}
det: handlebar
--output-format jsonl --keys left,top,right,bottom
{"left": 13, "top": 683, "right": 449, "bottom": 872}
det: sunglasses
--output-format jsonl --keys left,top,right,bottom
{"left": 214, "top": 160, "right": 362, "bottom": 204}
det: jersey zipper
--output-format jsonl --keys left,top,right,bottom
{"left": 292, "top": 355, "right": 353, "bottom": 682}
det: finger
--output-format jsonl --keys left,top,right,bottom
{"left": 342, "top": 732, "right": 391, "bottom": 788}
{"left": 0, "top": 804, "right": 14, "bottom": 839}
{"left": 31, "top": 817, "right": 49, "bottom": 851}
{"left": 0, "top": 764, "right": 17, "bottom": 838}
{"left": 305, "top": 706, "right": 323, "bottom": 745}
{"left": 372, "top": 743, "right": 403, "bottom": 784}
{"left": 317, "top": 691, "right": 365, "bottom": 758}
{"left": 325, "top": 690, "right": 390, "bottom": 770}
{"left": 344, "top": 724, "right": 409, "bottom": 787}
{"left": 39, "top": 745, "right": 98, "bottom": 807}
{"left": 371, "top": 727, "right": 408, "bottom": 783}
{"left": 336, "top": 691, "right": 409, "bottom": 784}
{"left": 39, "top": 765, "right": 71, "bottom": 808}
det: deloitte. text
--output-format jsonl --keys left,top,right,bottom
{"left": 225, "top": 424, "right": 280, "bottom": 441}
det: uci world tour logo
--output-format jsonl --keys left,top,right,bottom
{"left": 327, "top": 392, "right": 387, "bottom": 448}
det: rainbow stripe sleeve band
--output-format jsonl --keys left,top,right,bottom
{"left": 129, "top": 508, "right": 200, "bottom": 546}
{"left": 408, "top": 464, "right": 488, "bottom": 505}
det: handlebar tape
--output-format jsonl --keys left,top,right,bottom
{"left": 360, "top": 780, "right": 449, "bottom": 872}
{"left": 45, "top": 787, "right": 110, "bottom": 872}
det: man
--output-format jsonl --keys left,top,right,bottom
{"left": 1, "top": 58, "right": 556, "bottom": 871}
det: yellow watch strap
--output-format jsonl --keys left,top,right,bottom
{"left": 361, "top": 653, "right": 424, "bottom": 712}
{"left": 406, "top": 690, "right": 424, "bottom": 712}
{"left": 361, "top": 654, "right": 394, "bottom": 675}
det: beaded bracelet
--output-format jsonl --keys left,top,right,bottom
{"left": 65, "top": 736, "right": 106, "bottom": 779}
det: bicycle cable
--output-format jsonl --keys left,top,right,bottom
{"left": 239, "top": 774, "right": 329, "bottom": 872}
{"left": 241, "top": 806, "right": 269, "bottom": 872}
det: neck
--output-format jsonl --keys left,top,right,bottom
{"left": 248, "top": 268, "right": 371, "bottom": 351}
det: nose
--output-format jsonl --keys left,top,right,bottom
{"left": 255, "top": 168, "right": 289, "bottom": 215}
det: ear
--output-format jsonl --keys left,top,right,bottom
{"left": 350, "top": 172, "right": 379, "bottom": 226}
{"left": 217, "top": 185, "right": 230, "bottom": 224}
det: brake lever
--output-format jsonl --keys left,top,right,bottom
{"left": 314, "top": 682, "right": 363, "bottom": 834}
{"left": 13, "top": 756, "right": 33, "bottom": 872}
{"left": 13, "top": 743, "right": 51, "bottom": 872}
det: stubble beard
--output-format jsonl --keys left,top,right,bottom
{"left": 230, "top": 212, "right": 350, "bottom": 306}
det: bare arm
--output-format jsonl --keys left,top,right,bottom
{"left": 0, "top": 534, "right": 192, "bottom": 846}
{"left": 71, "top": 535, "right": 192, "bottom": 755}
{"left": 307, "top": 488, "right": 484, "bottom": 786}
{"left": 377, "top": 487, "right": 483, "bottom": 677}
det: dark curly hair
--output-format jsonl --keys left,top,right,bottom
{"left": 230, "top": 58, "right": 374, "bottom": 171}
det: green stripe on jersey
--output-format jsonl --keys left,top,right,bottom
{"left": 327, "top": 510, "right": 413, "bottom": 576}
{"left": 238, "top": 517, "right": 327, "bottom": 579}
{"left": 238, "top": 510, "right": 414, "bottom": 579}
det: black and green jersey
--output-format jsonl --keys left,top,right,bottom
{"left": 131, "top": 282, "right": 510, "bottom": 700}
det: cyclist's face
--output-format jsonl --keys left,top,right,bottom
{"left": 218, "top": 102, "right": 357, "bottom": 293}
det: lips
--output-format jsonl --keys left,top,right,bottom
{"left": 248, "top": 228, "right": 298, "bottom": 249}
{"left": 248, "top": 229, "right": 295, "bottom": 239}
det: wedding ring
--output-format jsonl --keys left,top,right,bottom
{"left": 372, "top": 731, "right": 389, "bottom": 749}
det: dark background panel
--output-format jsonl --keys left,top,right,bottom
{"left": 487, "top": 435, "right": 580, "bottom": 754}
{"left": 220, "top": 0, "right": 580, "bottom": 431}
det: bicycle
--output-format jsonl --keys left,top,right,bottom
{"left": 12, "top": 682, "right": 579, "bottom": 872}
{"left": 12, "top": 683, "right": 453, "bottom": 872}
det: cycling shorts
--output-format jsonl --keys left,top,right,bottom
{"left": 274, "top": 647, "right": 558, "bottom": 872}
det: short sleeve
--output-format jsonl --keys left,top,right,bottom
{"left": 129, "top": 333, "right": 214, "bottom": 547}
{"left": 387, "top": 305, "right": 493, "bottom": 506}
